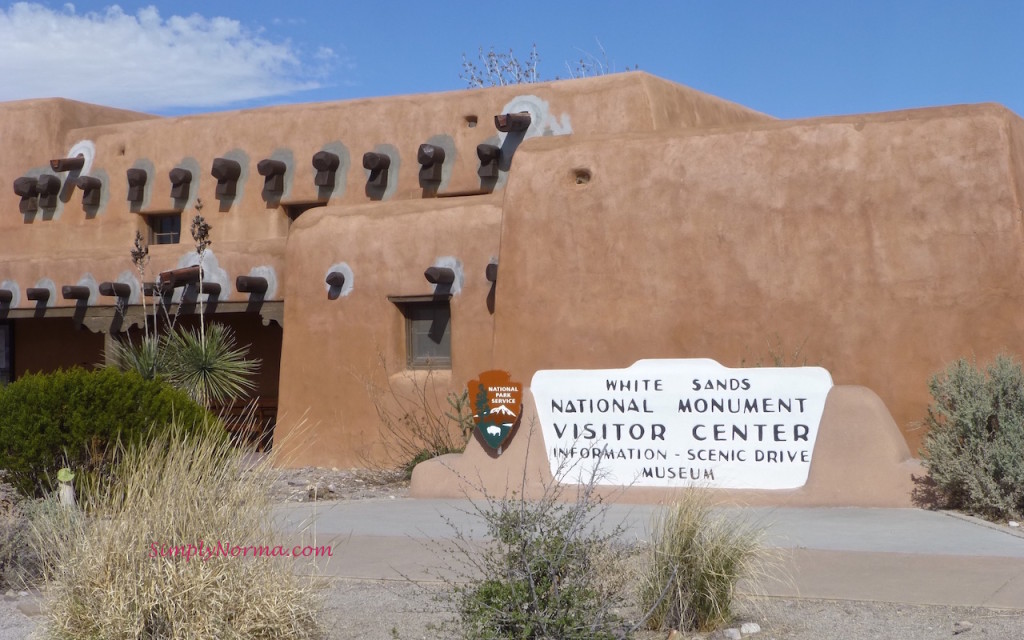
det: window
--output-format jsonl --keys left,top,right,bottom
{"left": 148, "top": 213, "right": 181, "bottom": 244}
{"left": 392, "top": 298, "right": 451, "bottom": 369}
{"left": 0, "top": 323, "right": 11, "bottom": 385}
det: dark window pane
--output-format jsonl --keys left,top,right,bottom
{"left": 149, "top": 214, "right": 181, "bottom": 245}
{"left": 0, "top": 323, "right": 10, "bottom": 385}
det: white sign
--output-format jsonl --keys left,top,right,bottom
{"left": 531, "top": 359, "right": 833, "bottom": 489}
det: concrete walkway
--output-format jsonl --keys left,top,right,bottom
{"left": 274, "top": 499, "right": 1024, "bottom": 608}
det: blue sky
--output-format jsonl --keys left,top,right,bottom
{"left": 1, "top": 1, "right": 1022, "bottom": 119}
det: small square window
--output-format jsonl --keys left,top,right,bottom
{"left": 392, "top": 298, "right": 451, "bottom": 369}
{"left": 148, "top": 214, "right": 181, "bottom": 245}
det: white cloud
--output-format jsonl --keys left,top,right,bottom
{"left": 0, "top": 3, "right": 337, "bottom": 111}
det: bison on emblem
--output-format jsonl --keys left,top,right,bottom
{"left": 468, "top": 369, "right": 524, "bottom": 451}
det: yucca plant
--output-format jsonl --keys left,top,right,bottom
{"left": 160, "top": 322, "right": 259, "bottom": 408}
{"left": 108, "top": 323, "right": 259, "bottom": 410}
{"left": 107, "top": 334, "right": 162, "bottom": 380}
{"left": 112, "top": 205, "right": 260, "bottom": 411}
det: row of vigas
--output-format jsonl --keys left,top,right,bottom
{"left": 10, "top": 111, "right": 533, "bottom": 214}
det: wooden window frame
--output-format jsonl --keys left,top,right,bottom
{"left": 388, "top": 295, "right": 452, "bottom": 370}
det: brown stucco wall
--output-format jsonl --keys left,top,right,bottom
{"left": 0, "top": 74, "right": 774, "bottom": 472}
{"left": 273, "top": 196, "right": 505, "bottom": 467}
{"left": 1, "top": 73, "right": 766, "bottom": 314}
{"left": 0, "top": 99, "right": 153, "bottom": 257}
{"left": 490, "top": 103, "right": 1024, "bottom": 453}
{"left": 0, "top": 98, "right": 152, "bottom": 211}
{"left": 637, "top": 73, "right": 774, "bottom": 130}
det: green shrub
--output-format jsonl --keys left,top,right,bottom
{"left": 638, "top": 490, "right": 765, "bottom": 632}
{"left": 447, "top": 483, "right": 635, "bottom": 640}
{"left": 0, "top": 367, "right": 216, "bottom": 498}
{"left": 921, "top": 354, "right": 1024, "bottom": 520}
{"left": 30, "top": 423, "right": 324, "bottom": 639}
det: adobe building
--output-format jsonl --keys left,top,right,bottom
{"left": 2, "top": 72, "right": 1021, "bottom": 506}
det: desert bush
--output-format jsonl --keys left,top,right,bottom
{"left": 31, "top": 423, "right": 324, "bottom": 639}
{"left": 0, "top": 495, "right": 55, "bottom": 590}
{"left": 921, "top": 354, "right": 1024, "bottom": 520}
{"left": 0, "top": 367, "right": 215, "bottom": 498}
{"left": 443, "top": 476, "right": 636, "bottom": 639}
{"left": 638, "top": 491, "right": 765, "bottom": 632}
{"left": 363, "top": 361, "right": 474, "bottom": 478}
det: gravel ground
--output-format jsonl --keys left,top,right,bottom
{"left": 317, "top": 579, "right": 1024, "bottom": 640}
{"left": 265, "top": 466, "right": 410, "bottom": 503}
{"left": 3, "top": 467, "right": 1023, "bottom": 639}
{"left": 5, "top": 578, "right": 1023, "bottom": 640}
{"left": 322, "top": 581, "right": 1024, "bottom": 640}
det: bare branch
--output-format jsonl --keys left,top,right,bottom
{"left": 461, "top": 40, "right": 635, "bottom": 87}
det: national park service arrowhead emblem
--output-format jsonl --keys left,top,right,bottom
{"left": 469, "top": 370, "right": 523, "bottom": 450}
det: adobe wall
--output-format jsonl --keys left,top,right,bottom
{"left": 490, "top": 103, "right": 1024, "bottom": 453}
{"left": 0, "top": 74, "right": 776, "bottom": 468}
{"left": 0, "top": 73, "right": 769, "bottom": 313}
{"left": 273, "top": 196, "right": 505, "bottom": 467}
{"left": 0, "top": 98, "right": 152, "bottom": 211}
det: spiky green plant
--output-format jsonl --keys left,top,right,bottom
{"left": 107, "top": 334, "right": 162, "bottom": 380}
{"left": 161, "top": 322, "right": 259, "bottom": 408}
{"left": 107, "top": 324, "right": 259, "bottom": 410}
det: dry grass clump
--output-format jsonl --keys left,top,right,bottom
{"left": 0, "top": 495, "right": 58, "bottom": 590}
{"left": 638, "top": 491, "right": 765, "bottom": 632}
{"left": 31, "top": 424, "right": 325, "bottom": 640}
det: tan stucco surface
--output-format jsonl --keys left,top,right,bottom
{"left": 1, "top": 72, "right": 762, "bottom": 312}
{"left": 490, "top": 103, "right": 1024, "bottom": 454}
{"left": 273, "top": 196, "right": 505, "bottom": 467}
